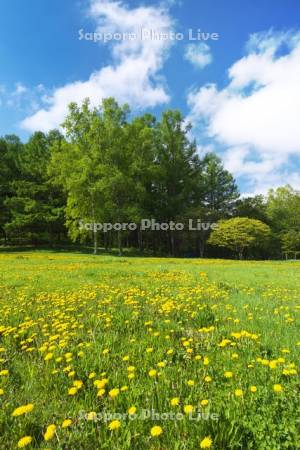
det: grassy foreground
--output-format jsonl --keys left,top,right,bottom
{"left": 0, "top": 251, "right": 299, "bottom": 449}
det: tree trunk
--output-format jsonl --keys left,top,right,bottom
{"left": 118, "top": 230, "right": 123, "bottom": 256}
{"left": 93, "top": 231, "right": 98, "bottom": 255}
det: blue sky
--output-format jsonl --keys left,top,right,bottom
{"left": 1, "top": 0, "right": 300, "bottom": 194}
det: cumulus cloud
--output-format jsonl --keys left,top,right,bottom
{"left": 184, "top": 43, "right": 212, "bottom": 69}
{"left": 187, "top": 30, "right": 300, "bottom": 193}
{"left": 21, "top": 0, "right": 174, "bottom": 132}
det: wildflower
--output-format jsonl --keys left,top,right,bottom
{"left": 234, "top": 389, "right": 243, "bottom": 397}
{"left": 170, "top": 397, "right": 180, "bottom": 406}
{"left": 204, "top": 376, "right": 212, "bottom": 383}
{"left": 224, "top": 371, "right": 233, "bottom": 379}
{"left": 44, "top": 424, "right": 56, "bottom": 441}
{"left": 200, "top": 399, "right": 209, "bottom": 406}
{"left": 203, "top": 357, "right": 209, "bottom": 365}
{"left": 17, "top": 436, "right": 32, "bottom": 448}
{"left": 12, "top": 404, "right": 34, "bottom": 417}
{"left": 109, "top": 388, "right": 120, "bottom": 398}
{"left": 108, "top": 420, "right": 121, "bottom": 430}
{"left": 200, "top": 436, "right": 213, "bottom": 448}
{"left": 250, "top": 386, "right": 257, "bottom": 393}
{"left": 97, "top": 388, "right": 105, "bottom": 397}
{"left": 0, "top": 369, "right": 9, "bottom": 376}
{"left": 150, "top": 425, "right": 163, "bottom": 437}
{"left": 157, "top": 361, "right": 166, "bottom": 368}
{"left": 87, "top": 411, "right": 97, "bottom": 421}
{"left": 128, "top": 406, "right": 137, "bottom": 415}
{"left": 273, "top": 384, "right": 283, "bottom": 393}
{"left": 148, "top": 369, "right": 157, "bottom": 377}
{"left": 73, "top": 380, "right": 83, "bottom": 389}
{"left": 68, "top": 387, "right": 78, "bottom": 395}
{"left": 0, "top": 388, "right": 4, "bottom": 395}
{"left": 184, "top": 404, "right": 194, "bottom": 414}
{"left": 62, "top": 419, "right": 72, "bottom": 428}
{"left": 187, "top": 379, "right": 195, "bottom": 386}
{"left": 44, "top": 352, "right": 53, "bottom": 361}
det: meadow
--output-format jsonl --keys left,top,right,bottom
{"left": 0, "top": 251, "right": 299, "bottom": 449}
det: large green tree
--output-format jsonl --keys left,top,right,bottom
{"left": 208, "top": 217, "right": 271, "bottom": 259}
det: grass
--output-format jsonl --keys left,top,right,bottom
{"left": 0, "top": 251, "right": 299, "bottom": 449}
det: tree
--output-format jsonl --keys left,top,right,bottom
{"left": 208, "top": 217, "right": 271, "bottom": 259}
{"left": 50, "top": 98, "right": 151, "bottom": 255}
{"left": 201, "top": 153, "right": 239, "bottom": 214}
{"left": 281, "top": 230, "right": 300, "bottom": 259}
{"left": 4, "top": 131, "right": 66, "bottom": 244}
{"left": 234, "top": 195, "right": 269, "bottom": 223}
{"left": 0, "top": 135, "right": 23, "bottom": 243}
{"left": 151, "top": 110, "right": 202, "bottom": 255}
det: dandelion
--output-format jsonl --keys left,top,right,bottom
{"left": 224, "top": 371, "right": 233, "bottom": 379}
{"left": 109, "top": 388, "right": 120, "bottom": 398}
{"left": 148, "top": 369, "right": 157, "bottom": 377}
{"left": 44, "top": 424, "right": 56, "bottom": 441}
{"left": 97, "top": 388, "right": 105, "bottom": 397}
{"left": 17, "top": 436, "right": 32, "bottom": 448}
{"left": 170, "top": 397, "right": 180, "bottom": 406}
{"left": 128, "top": 406, "right": 137, "bottom": 415}
{"left": 0, "top": 369, "right": 9, "bottom": 376}
{"left": 0, "top": 388, "right": 4, "bottom": 395}
{"left": 108, "top": 420, "right": 121, "bottom": 430}
{"left": 234, "top": 389, "right": 243, "bottom": 397}
{"left": 184, "top": 404, "right": 194, "bottom": 414}
{"left": 200, "top": 436, "right": 213, "bottom": 448}
{"left": 62, "top": 419, "right": 72, "bottom": 428}
{"left": 273, "top": 384, "right": 283, "bottom": 393}
{"left": 250, "top": 386, "right": 257, "bottom": 393}
{"left": 150, "top": 425, "right": 163, "bottom": 437}
{"left": 12, "top": 404, "right": 34, "bottom": 417}
{"left": 68, "top": 387, "right": 78, "bottom": 395}
{"left": 87, "top": 411, "right": 97, "bottom": 421}
{"left": 200, "top": 399, "right": 209, "bottom": 407}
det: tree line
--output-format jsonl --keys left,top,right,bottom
{"left": 1, "top": 97, "right": 300, "bottom": 259}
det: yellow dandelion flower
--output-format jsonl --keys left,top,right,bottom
{"left": 184, "top": 404, "right": 194, "bottom": 414}
{"left": 68, "top": 387, "right": 78, "bottom": 395}
{"left": 62, "top": 419, "right": 72, "bottom": 428}
{"left": 200, "top": 436, "right": 213, "bottom": 448}
{"left": 44, "top": 424, "right": 56, "bottom": 441}
{"left": 108, "top": 420, "right": 121, "bottom": 430}
{"left": 17, "top": 436, "right": 32, "bottom": 448}
{"left": 224, "top": 371, "right": 233, "bottom": 379}
{"left": 148, "top": 369, "right": 157, "bottom": 377}
{"left": 250, "top": 386, "right": 257, "bottom": 393}
{"left": 150, "top": 425, "right": 163, "bottom": 437}
{"left": 128, "top": 406, "right": 137, "bottom": 415}
{"left": 109, "top": 388, "right": 120, "bottom": 398}
{"left": 200, "top": 399, "right": 209, "bottom": 407}
{"left": 12, "top": 404, "right": 34, "bottom": 417}
{"left": 170, "top": 397, "right": 180, "bottom": 406}
{"left": 97, "top": 388, "right": 105, "bottom": 397}
{"left": 273, "top": 384, "right": 283, "bottom": 393}
{"left": 234, "top": 389, "right": 243, "bottom": 397}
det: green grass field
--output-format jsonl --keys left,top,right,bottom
{"left": 0, "top": 251, "right": 299, "bottom": 449}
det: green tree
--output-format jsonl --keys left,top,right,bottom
{"left": 208, "top": 217, "right": 271, "bottom": 259}
{"left": 0, "top": 135, "right": 23, "bottom": 242}
{"left": 4, "top": 131, "right": 65, "bottom": 244}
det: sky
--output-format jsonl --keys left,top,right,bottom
{"left": 0, "top": 0, "right": 300, "bottom": 194}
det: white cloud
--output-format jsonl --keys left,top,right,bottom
{"left": 184, "top": 43, "right": 212, "bottom": 69}
{"left": 21, "top": 0, "right": 174, "bottom": 132}
{"left": 187, "top": 30, "right": 300, "bottom": 193}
